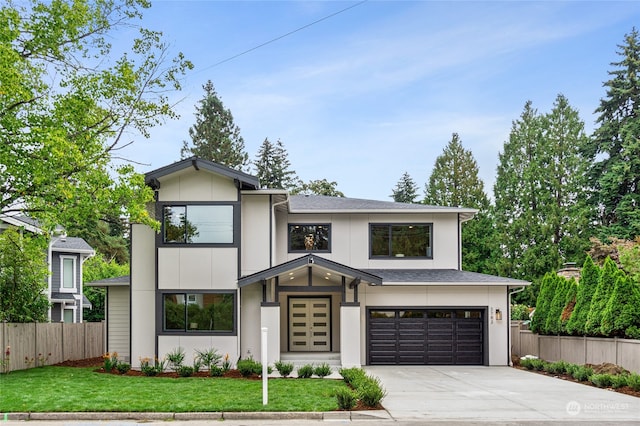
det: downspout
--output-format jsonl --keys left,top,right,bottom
{"left": 507, "top": 286, "right": 526, "bottom": 365}
{"left": 271, "top": 194, "right": 290, "bottom": 268}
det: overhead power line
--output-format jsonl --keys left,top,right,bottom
{"left": 200, "top": 0, "right": 369, "bottom": 71}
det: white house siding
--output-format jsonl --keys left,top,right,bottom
{"left": 157, "top": 247, "right": 238, "bottom": 290}
{"left": 130, "top": 224, "right": 156, "bottom": 369}
{"left": 156, "top": 170, "right": 238, "bottom": 202}
{"left": 107, "top": 286, "right": 130, "bottom": 361}
{"left": 240, "top": 284, "right": 262, "bottom": 360}
{"left": 360, "top": 284, "right": 510, "bottom": 366}
{"left": 241, "top": 194, "right": 272, "bottom": 276}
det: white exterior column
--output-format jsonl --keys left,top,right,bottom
{"left": 260, "top": 304, "right": 280, "bottom": 365}
{"left": 340, "top": 304, "right": 361, "bottom": 368}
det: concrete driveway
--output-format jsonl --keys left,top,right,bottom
{"left": 365, "top": 365, "right": 640, "bottom": 423}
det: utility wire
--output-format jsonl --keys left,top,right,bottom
{"left": 200, "top": 0, "right": 368, "bottom": 71}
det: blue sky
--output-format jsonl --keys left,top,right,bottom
{"left": 117, "top": 1, "right": 640, "bottom": 202}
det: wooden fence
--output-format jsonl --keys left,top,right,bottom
{"left": 511, "top": 321, "right": 640, "bottom": 374}
{"left": 0, "top": 322, "right": 105, "bottom": 372}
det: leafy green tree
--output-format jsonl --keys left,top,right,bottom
{"left": 601, "top": 274, "right": 640, "bottom": 338}
{"left": 0, "top": 228, "right": 49, "bottom": 322}
{"left": 181, "top": 80, "right": 249, "bottom": 171}
{"left": 67, "top": 217, "right": 129, "bottom": 264}
{"left": 566, "top": 256, "right": 601, "bottom": 335}
{"left": 584, "top": 28, "right": 640, "bottom": 240}
{"left": 0, "top": 0, "right": 191, "bottom": 231}
{"left": 494, "top": 97, "right": 591, "bottom": 287}
{"left": 254, "top": 138, "right": 300, "bottom": 190}
{"left": 423, "top": 133, "right": 499, "bottom": 275}
{"left": 391, "top": 172, "right": 419, "bottom": 203}
{"left": 530, "top": 273, "right": 557, "bottom": 334}
{"left": 83, "top": 253, "right": 130, "bottom": 322}
{"left": 291, "top": 179, "right": 345, "bottom": 197}
{"left": 585, "top": 257, "right": 620, "bottom": 336}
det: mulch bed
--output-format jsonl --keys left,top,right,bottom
{"left": 513, "top": 362, "right": 640, "bottom": 399}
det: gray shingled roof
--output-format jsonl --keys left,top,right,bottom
{"left": 362, "top": 269, "right": 529, "bottom": 286}
{"left": 86, "top": 275, "right": 130, "bottom": 287}
{"left": 145, "top": 157, "right": 259, "bottom": 190}
{"left": 50, "top": 293, "right": 93, "bottom": 308}
{"left": 51, "top": 237, "right": 94, "bottom": 253}
{"left": 289, "top": 195, "right": 477, "bottom": 219}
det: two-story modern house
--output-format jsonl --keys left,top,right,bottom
{"left": 0, "top": 215, "right": 95, "bottom": 323}
{"left": 129, "top": 157, "right": 528, "bottom": 369}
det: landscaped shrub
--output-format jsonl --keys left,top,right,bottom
{"left": 195, "top": 347, "right": 222, "bottom": 371}
{"left": 585, "top": 257, "right": 619, "bottom": 336}
{"left": 565, "top": 363, "right": 579, "bottom": 377}
{"left": 511, "top": 304, "right": 531, "bottom": 321}
{"left": 601, "top": 273, "right": 640, "bottom": 339}
{"left": 102, "top": 352, "right": 119, "bottom": 372}
{"left": 177, "top": 365, "right": 194, "bottom": 377}
{"left": 611, "top": 374, "right": 628, "bottom": 389}
{"left": 545, "top": 275, "right": 570, "bottom": 335}
{"left": 116, "top": 363, "right": 131, "bottom": 374}
{"left": 566, "top": 256, "right": 600, "bottom": 335}
{"left": 237, "top": 358, "right": 262, "bottom": 377}
{"left": 297, "top": 364, "right": 314, "bottom": 379}
{"left": 627, "top": 373, "right": 640, "bottom": 391}
{"left": 274, "top": 360, "right": 294, "bottom": 378}
{"left": 590, "top": 373, "right": 614, "bottom": 388}
{"left": 334, "top": 387, "right": 357, "bottom": 410}
{"left": 166, "top": 347, "right": 186, "bottom": 370}
{"left": 571, "top": 365, "right": 593, "bottom": 382}
{"left": 209, "top": 366, "right": 224, "bottom": 377}
{"left": 545, "top": 360, "right": 570, "bottom": 375}
{"left": 314, "top": 363, "right": 332, "bottom": 378}
{"left": 339, "top": 367, "right": 366, "bottom": 385}
{"left": 530, "top": 273, "right": 557, "bottom": 334}
{"left": 357, "top": 375, "right": 387, "bottom": 407}
{"left": 530, "top": 358, "right": 546, "bottom": 371}
{"left": 140, "top": 357, "right": 165, "bottom": 376}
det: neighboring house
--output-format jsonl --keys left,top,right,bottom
{"left": 0, "top": 215, "right": 95, "bottom": 323}
{"left": 86, "top": 276, "right": 130, "bottom": 359}
{"left": 128, "top": 157, "right": 529, "bottom": 369}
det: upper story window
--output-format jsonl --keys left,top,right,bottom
{"left": 60, "top": 256, "right": 76, "bottom": 291}
{"left": 370, "top": 223, "right": 433, "bottom": 258}
{"left": 288, "top": 224, "right": 331, "bottom": 252}
{"left": 163, "top": 205, "right": 234, "bottom": 244}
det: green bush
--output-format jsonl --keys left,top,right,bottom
{"left": 274, "top": 360, "right": 294, "bottom": 378}
{"left": 195, "top": 347, "right": 222, "bottom": 370}
{"left": 358, "top": 376, "right": 387, "bottom": 407}
{"left": 177, "top": 365, "right": 194, "bottom": 377}
{"left": 116, "top": 363, "right": 131, "bottom": 374}
{"left": 209, "top": 366, "right": 224, "bottom": 377}
{"left": 611, "top": 374, "right": 628, "bottom": 389}
{"left": 334, "top": 387, "right": 357, "bottom": 410}
{"left": 627, "top": 373, "right": 640, "bottom": 391}
{"left": 511, "top": 304, "right": 531, "bottom": 321}
{"left": 571, "top": 365, "right": 593, "bottom": 382}
{"left": 314, "top": 363, "right": 332, "bottom": 378}
{"left": 565, "top": 363, "right": 579, "bottom": 377}
{"left": 166, "top": 347, "right": 185, "bottom": 370}
{"left": 545, "top": 360, "right": 570, "bottom": 375}
{"left": 339, "top": 367, "right": 366, "bottom": 385}
{"left": 590, "top": 373, "right": 614, "bottom": 388}
{"left": 237, "top": 358, "right": 262, "bottom": 377}
{"left": 297, "top": 364, "right": 314, "bottom": 379}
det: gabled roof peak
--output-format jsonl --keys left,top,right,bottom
{"left": 145, "top": 157, "right": 259, "bottom": 190}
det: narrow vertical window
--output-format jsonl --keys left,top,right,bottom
{"left": 62, "top": 257, "right": 75, "bottom": 289}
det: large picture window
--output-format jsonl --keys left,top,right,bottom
{"left": 163, "top": 292, "right": 235, "bottom": 333}
{"left": 163, "top": 205, "right": 234, "bottom": 244}
{"left": 370, "top": 224, "right": 433, "bottom": 258}
{"left": 288, "top": 224, "right": 330, "bottom": 252}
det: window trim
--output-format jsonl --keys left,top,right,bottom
{"left": 158, "top": 202, "right": 240, "bottom": 247}
{"left": 369, "top": 223, "right": 433, "bottom": 259}
{"left": 60, "top": 255, "right": 77, "bottom": 292}
{"left": 62, "top": 306, "right": 77, "bottom": 323}
{"left": 288, "top": 223, "right": 332, "bottom": 253}
{"left": 158, "top": 290, "right": 237, "bottom": 335}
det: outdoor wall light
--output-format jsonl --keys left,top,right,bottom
{"left": 495, "top": 308, "right": 503, "bottom": 321}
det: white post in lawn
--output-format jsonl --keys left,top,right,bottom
{"left": 262, "top": 327, "right": 268, "bottom": 405}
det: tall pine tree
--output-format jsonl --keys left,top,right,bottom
{"left": 181, "top": 80, "right": 249, "bottom": 170}
{"left": 391, "top": 172, "right": 419, "bottom": 203}
{"left": 254, "top": 138, "right": 300, "bottom": 190}
{"left": 585, "top": 28, "right": 640, "bottom": 239}
{"left": 424, "top": 133, "right": 499, "bottom": 274}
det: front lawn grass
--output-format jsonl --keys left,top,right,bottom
{"left": 0, "top": 366, "right": 346, "bottom": 412}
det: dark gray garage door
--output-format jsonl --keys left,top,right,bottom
{"left": 368, "top": 309, "right": 484, "bottom": 365}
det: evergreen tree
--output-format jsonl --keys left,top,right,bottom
{"left": 530, "top": 273, "right": 557, "bottom": 334}
{"left": 566, "top": 256, "right": 601, "bottom": 335}
{"left": 585, "top": 257, "right": 620, "bottom": 335}
{"left": 600, "top": 274, "right": 640, "bottom": 338}
{"left": 559, "top": 278, "right": 578, "bottom": 334}
{"left": 423, "top": 133, "right": 499, "bottom": 275}
{"left": 494, "top": 97, "right": 591, "bottom": 287}
{"left": 545, "top": 274, "right": 568, "bottom": 335}
{"left": 254, "top": 138, "right": 300, "bottom": 190}
{"left": 181, "top": 80, "right": 249, "bottom": 170}
{"left": 391, "top": 172, "right": 419, "bottom": 203}
{"left": 291, "top": 179, "right": 345, "bottom": 197}
{"left": 583, "top": 28, "right": 640, "bottom": 240}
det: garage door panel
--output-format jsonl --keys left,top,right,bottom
{"left": 369, "top": 308, "right": 484, "bottom": 366}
